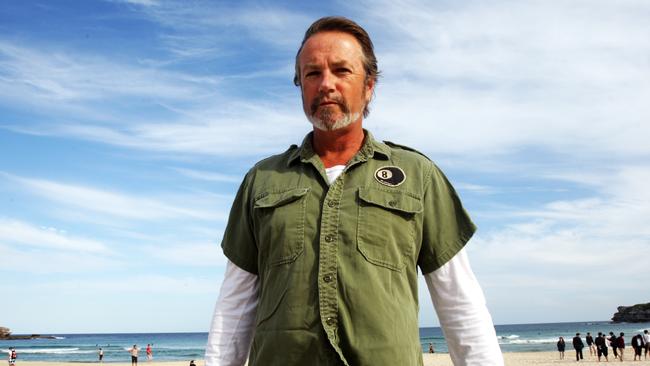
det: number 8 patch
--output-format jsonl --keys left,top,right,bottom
{"left": 374, "top": 166, "right": 406, "bottom": 187}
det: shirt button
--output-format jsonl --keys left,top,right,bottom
{"left": 326, "top": 317, "right": 336, "bottom": 326}
{"left": 327, "top": 200, "right": 337, "bottom": 207}
{"left": 323, "top": 274, "right": 333, "bottom": 282}
{"left": 324, "top": 235, "right": 334, "bottom": 242}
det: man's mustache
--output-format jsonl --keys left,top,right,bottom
{"left": 310, "top": 95, "right": 350, "bottom": 115}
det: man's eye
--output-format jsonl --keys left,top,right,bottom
{"left": 305, "top": 71, "right": 320, "bottom": 77}
{"left": 336, "top": 68, "right": 351, "bottom": 74}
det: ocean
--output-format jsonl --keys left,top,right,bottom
{"left": 2, "top": 321, "right": 650, "bottom": 362}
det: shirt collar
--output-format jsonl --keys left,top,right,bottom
{"left": 287, "top": 129, "right": 391, "bottom": 167}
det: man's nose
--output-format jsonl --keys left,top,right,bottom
{"left": 318, "top": 70, "right": 335, "bottom": 94}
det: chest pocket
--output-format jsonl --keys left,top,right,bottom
{"left": 357, "top": 187, "right": 422, "bottom": 271}
{"left": 254, "top": 187, "right": 310, "bottom": 267}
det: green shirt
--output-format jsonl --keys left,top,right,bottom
{"left": 221, "top": 130, "right": 475, "bottom": 366}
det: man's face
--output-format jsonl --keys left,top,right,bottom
{"left": 298, "top": 31, "right": 374, "bottom": 131}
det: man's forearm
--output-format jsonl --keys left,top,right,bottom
{"left": 205, "top": 260, "right": 259, "bottom": 366}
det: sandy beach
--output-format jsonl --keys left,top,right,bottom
{"left": 13, "top": 352, "right": 650, "bottom": 366}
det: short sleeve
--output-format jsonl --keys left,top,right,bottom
{"left": 417, "top": 164, "right": 476, "bottom": 274}
{"left": 221, "top": 171, "right": 259, "bottom": 275}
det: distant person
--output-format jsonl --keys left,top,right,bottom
{"left": 98, "top": 348, "right": 104, "bottom": 363}
{"left": 8, "top": 347, "right": 16, "bottom": 366}
{"left": 573, "top": 332, "right": 584, "bottom": 361}
{"left": 146, "top": 344, "right": 152, "bottom": 361}
{"left": 189, "top": 360, "right": 196, "bottom": 366}
{"left": 557, "top": 336, "right": 566, "bottom": 360}
{"left": 643, "top": 330, "right": 650, "bottom": 359}
{"left": 617, "top": 332, "right": 625, "bottom": 362}
{"left": 595, "top": 332, "right": 609, "bottom": 362}
{"left": 632, "top": 334, "right": 644, "bottom": 361}
{"left": 428, "top": 342, "right": 435, "bottom": 354}
{"left": 609, "top": 332, "right": 619, "bottom": 359}
{"left": 129, "top": 345, "right": 139, "bottom": 366}
{"left": 586, "top": 332, "right": 595, "bottom": 356}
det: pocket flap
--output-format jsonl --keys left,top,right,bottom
{"left": 254, "top": 187, "right": 310, "bottom": 209}
{"left": 358, "top": 187, "right": 422, "bottom": 214}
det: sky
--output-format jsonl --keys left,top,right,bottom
{"left": 1, "top": 0, "right": 649, "bottom": 334}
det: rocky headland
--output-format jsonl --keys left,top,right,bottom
{"left": 0, "top": 327, "right": 57, "bottom": 340}
{"left": 611, "top": 302, "right": 650, "bottom": 323}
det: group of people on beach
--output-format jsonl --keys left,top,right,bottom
{"left": 126, "top": 344, "right": 153, "bottom": 365}
{"left": 557, "top": 329, "right": 650, "bottom": 362}
{"left": 95, "top": 343, "right": 153, "bottom": 364}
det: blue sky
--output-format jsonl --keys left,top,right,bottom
{"left": 1, "top": 0, "right": 649, "bottom": 334}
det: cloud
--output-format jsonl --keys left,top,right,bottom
{"left": 0, "top": 242, "right": 121, "bottom": 274}
{"left": 3, "top": 172, "right": 222, "bottom": 222}
{"left": 357, "top": 0, "right": 650, "bottom": 159}
{"left": 112, "top": 0, "right": 159, "bottom": 6}
{"left": 466, "top": 165, "right": 650, "bottom": 322}
{"left": 128, "top": 1, "right": 311, "bottom": 50}
{"left": 173, "top": 167, "right": 242, "bottom": 183}
{"left": 33, "top": 274, "right": 220, "bottom": 295}
{"left": 0, "top": 218, "right": 110, "bottom": 254}
{"left": 145, "top": 242, "right": 227, "bottom": 267}
{"left": 0, "top": 41, "right": 217, "bottom": 105}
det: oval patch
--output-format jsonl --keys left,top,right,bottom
{"left": 374, "top": 166, "right": 406, "bottom": 187}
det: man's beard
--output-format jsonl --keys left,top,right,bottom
{"left": 306, "top": 94, "right": 361, "bottom": 131}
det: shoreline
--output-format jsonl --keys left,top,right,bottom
{"left": 13, "top": 351, "right": 650, "bottom": 366}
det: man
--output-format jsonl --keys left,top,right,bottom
{"left": 98, "top": 347, "right": 104, "bottom": 363}
{"left": 573, "top": 332, "right": 584, "bottom": 361}
{"left": 617, "top": 332, "right": 625, "bottom": 362}
{"left": 643, "top": 330, "right": 650, "bottom": 359}
{"left": 610, "top": 332, "right": 619, "bottom": 359}
{"left": 205, "top": 16, "right": 502, "bottom": 366}
{"left": 129, "top": 345, "right": 139, "bottom": 366}
{"left": 7, "top": 348, "right": 16, "bottom": 366}
{"left": 632, "top": 334, "right": 642, "bottom": 361}
{"left": 595, "top": 332, "right": 608, "bottom": 362}
{"left": 145, "top": 344, "right": 152, "bottom": 361}
{"left": 586, "top": 332, "right": 595, "bottom": 356}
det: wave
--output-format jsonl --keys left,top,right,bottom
{"left": 53, "top": 336, "right": 66, "bottom": 340}
{"left": 16, "top": 348, "right": 94, "bottom": 354}
{"left": 500, "top": 338, "right": 557, "bottom": 345}
{"left": 499, "top": 334, "right": 520, "bottom": 340}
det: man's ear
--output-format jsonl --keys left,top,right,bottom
{"left": 365, "top": 77, "right": 375, "bottom": 103}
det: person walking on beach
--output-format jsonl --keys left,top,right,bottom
{"left": 616, "top": 332, "right": 625, "bottom": 362}
{"left": 205, "top": 15, "right": 503, "bottom": 366}
{"left": 632, "top": 334, "right": 644, "bottom": 361}
{"left": 129, "top": 345, "right": 139, "bottom": 366}
{"left": 643, "top": 329, "right": 650, "bottom": 359}
{"left": 586, "top": 332, "right": 595, "bottom": 357}
{"left": 609, "top": 332, "right": 619, "bottom": 359}
{"left": 557, "top": 336, "right": 566, "bottom": 359}
{"left": 573, "top": 332, "right": 584, "bottom": 361}
{"left": 98, "top": 348, "right": 104, "bottom": 363}
{"left": 145, "top": 344, "right": 152, "bottom": 361}
{"left": 7, "top": 347, "right": 16, "bottom": 366}
{"left": 595, "top": 332, "right": 609, "bottom": 362}
{"left": 428, "top": 342, "right": 435, "bottom": 354}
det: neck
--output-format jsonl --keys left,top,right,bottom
{"left": 312, "top": 120, "right": 365, "bottom": 168}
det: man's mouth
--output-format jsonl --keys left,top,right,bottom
{"left": 319, "top": 101, "right": 338, "bottom": 106}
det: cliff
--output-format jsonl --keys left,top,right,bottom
{"left": 0, "top": 327, "right": 57, "bottom": 340}
{"left": 611, "top": 302, "right": 650, "bottom": 323}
